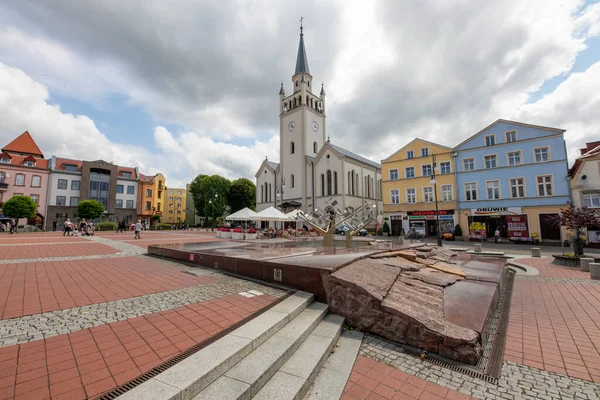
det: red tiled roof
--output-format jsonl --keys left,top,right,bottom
{"left": 54, "top": 157, "right": 84, "bottom": 172}
{"left": 569, "top": 142, "right": 600, "bottom": 177}
{"left": 139, "top": 173, "right": 155, "bottom": 183}
{"left": 0, "top": 152, "right": 12, "bottom": 160}
{"left": 118, "top": 166, "right": 138, "bottom": 179}
{"left": 0, "top": 153, "right": 49, "bottom": 169}
{"left": 2, "top": 131, "right": 44, "bottom": 158}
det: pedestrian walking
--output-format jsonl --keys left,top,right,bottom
{"left": 134, "top": 220, "right": 142, "bottom": 239}
{"left": 63, "top": 218, "right": 73, "bottom": 236}
{"left": 494, "top": 228, "right": 500, "bottom": 244}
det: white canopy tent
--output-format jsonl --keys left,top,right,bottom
{"left": 254, "top": 206, "right": 289, "bottom": 221}
{"left": 225, "top": 207, "right": 259, "bottom": 221}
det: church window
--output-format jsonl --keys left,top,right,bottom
{"left": 291, "top": 174, "right": 295, "bottom": 188}
{"left": 260, "top": 184, "right": 264, "bottom": 203}
{"left": 295, "top": 80, "right": 298, "bottom": 87}
{"left": 320, "top": 174, "right": 325, "bottom": 196}
{"left": 351, "top": 171, "right": 355, "bottom": 196}
{"left": 334, "top": 172, "right": 338, "bottom": 195}
{"left": 348, "top": 172, "right": 351, "bottom": 195}
{"left": 355, "top": 172, "right": 360, "bottom": 196}
{"left": 290, "top": 142, "right": 295, "bottom": 154}
{"left": 268, "top": 183, "right": 272, "bottom": 202}
{"left": 306, "top": 95, "right": 309, "bottom": 105}
{"left": 326, "top": 170, "right": 332, "bottom": 196}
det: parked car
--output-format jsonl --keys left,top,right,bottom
{"left": 358, "top": 228, "right": 369, "bottom": 236}
{"left": 334, "top": 225, "right": 350, "bottom": 235}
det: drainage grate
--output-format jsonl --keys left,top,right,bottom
{"left": 485, "top": 269, "right": 515, "bottom": 379}
{"left": 95, "top": 291, "right": 293, "bottom": 400}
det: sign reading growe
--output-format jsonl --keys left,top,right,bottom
{"left": 471, "top": 207, "right": 522, "bottom": 216}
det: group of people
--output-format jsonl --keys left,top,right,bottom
{"left": 0, "top": 219, "right": 17, "bottom": 234}
{"left": 63, "top": 218, "right": 94, "bottom": 236}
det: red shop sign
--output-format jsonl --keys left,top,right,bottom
{"left": 507, "top": 215, "right": 529, "bottom": 238}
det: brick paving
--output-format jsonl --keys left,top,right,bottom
{"left": 0, "top": 293, "right": 278, "bottom": 400}
{"left": 0, "top": 256, "right": 215, "bottom": 320}
{"left": 517, "top": 257, "right": 592, "bottom": 279}
{"left": 0, "top": 243, "right": 119, "bottom": 261}
{"left": 342, "top": 355, "right": 475, "bottom": 400}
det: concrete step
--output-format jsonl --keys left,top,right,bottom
{"left": 117, "top": 291, "right": 314, "bottom": 400}
{"left": 252, "top": 314, "right": 345, "bottom": 400}
{"left": 193, "top": 302, "right": 329, "bottom": 400}
{"left": 303, "top": 329, "right": 364, "bottom": 400}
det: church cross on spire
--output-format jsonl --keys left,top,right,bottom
{"left": 295, "top": 17, "right": 310, "bottom": 75}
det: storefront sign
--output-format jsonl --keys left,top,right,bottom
{"left": 408, "top": 210, "right": 454, "bottom": 220}
{"left": 471, "top": 207, "right": 521, "bottom": 216}
{"left": 506, "top": 215, "right": 529, "bottom": 239}
{"left": 407, "top": 210, "right": 454, "bottom": 216}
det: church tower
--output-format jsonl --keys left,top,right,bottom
{"left": 279, "top": 21, "right": 327, "bottom": 209}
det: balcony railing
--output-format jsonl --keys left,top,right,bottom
{"left": 0, "top": 182, "right": 8, "bottom": 191}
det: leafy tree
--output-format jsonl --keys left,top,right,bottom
{"left": 548, "top": 206, "right": 600, "bottom": 255}
{"left": 2, "top": 196, "right": 37, "bottom": 220}
{"left": 228, "top": 178, "right": 256, "bottom": 213}
{"left": 150, "top": 214, "right": 161, "bottom": 223}
{"left": 189, "top": 174, "right": 231, "bottom": 227}
{"left": 77, "top": 200, "right": 105, "bottom": 220}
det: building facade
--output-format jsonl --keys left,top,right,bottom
{"left": 46, "top": 157, "right": 139, "bottom": 229}
{"left": 569, "top": 141, "right": 600, "bottom": 247}
{"left": 0, "top": 131, "right": 50, "bottom": 227}
{"left": 255, "top": 26, "right": 382, "bottom": 223}
{"left": 137, "top": 173, "right": 166, "bottom": 225}
{"left": 185, "top": 183, "right": 203, "bottom": 226}
{"left": 455, "top": 120, "right": 571, "bottom": 243}
{"left": 165, "top": 187, "right": 187, "bottom": 224}
{"left": 382, "top": 139, "right": 457, "bottom": 237}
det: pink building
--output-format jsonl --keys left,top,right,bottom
{"left": 0, "top": 132, "right": 50, "bottom": 227}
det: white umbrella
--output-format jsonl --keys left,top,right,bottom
{"left": 226, "top": 207, "right": 259, "bottom": 221}
{"left": 255, "top": 207, "right": 289, "bottom": 221}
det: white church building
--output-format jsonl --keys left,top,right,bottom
{"left": 255, "top": 26, "right": 383, "bottom": 221}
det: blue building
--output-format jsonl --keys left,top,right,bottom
{"left": 454, "top": 119, "right": 571, "bottom": 243}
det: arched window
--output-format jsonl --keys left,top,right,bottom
{"left": 260, "top": 184, "right": 264, "bottom": 203}
{"left": 334, "top": 172, "right": 338, "bottom": 195}
{"left": 291, "top": 174, "right": 295, "bottom": 188}
{"left": 348, "top": 172, "right": 351, "bottom": 194}
{"left": 355, "top": 172, "right": 359, "bottom": 196}
{"left": 268, "top": 183, "right": 272, "bottom": 203}
{"left": 290, "top": 141, "right": 295, "bottom": 154}
{"left": 313, "top": 141, "right": 318, "bottom": 153}
{"left": 320, "top": 174, "right": 325, "bottom": 196}
{"left": 306, "top": 95, "right": 309, "bottom": 105}
{"left": 326, "top": 170, "right": 332, "bottom": 196}
{"left": 351, "top": 171, "right": 355, "bottom": 196}
{"left": 15, "top": 173, "right": 25, "bottom": 186}
{"left": 31, "top": 175, "right": 41, "bottom": 187}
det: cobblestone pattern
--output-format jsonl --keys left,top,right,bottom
{"left": 516, "top": 275, "right": 600, "bottom": 285}
{"left": 0, "top": 271, "right": 286, "bottom": 347}
{"left": 360, "top": 335, "right": 600, "bottom": 400}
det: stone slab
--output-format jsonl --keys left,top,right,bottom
{"left": 192, "top": 376, "right": 250, "bottom": 400}
{"left": 444, "top": 279, "right": 499, "bottom": 335}
{"left": 269, "top": 291, "right": 313, "bottom": 320}
{"left": 224, "top": 349, "right": 280, "bottom": 396}
{"left": 274, "top": 302, "right": 328, "bottom": 341}
{"left": 117, "top": 378, "right": 181, "bottom": 400}
{"left": 253, "top": 371, "right": 306, "bottom": 400}
{"left": 230, "top": 310, "right": 290, "bottom": 349}
{"left": 330, "top": 260, "right": 401, "bottom": 301}
{"left": 461, "top": 258, "right": 506, "bottom": 284}
{"left": 311, "top": 314, "right": 345, "bottom": 339}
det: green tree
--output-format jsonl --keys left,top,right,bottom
{"left": 150, "top": 214, "right": 161, "bottom": 224}
{"left": 228, "top": 178, "right": 256, "bottom": 213}
{"left": 189, "top": 174, "right": 231, "bottom": 228}
{"left": 77, "top": 200, "right": 105, "bottom": 220}
{"left": 2, "top": 196, "right": 37, "bottom": 220}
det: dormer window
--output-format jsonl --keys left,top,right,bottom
{"left": 24, "top": 161, "right": 35, "bottom": 167}
{"left": 122, "top": 172, "right": 131, "bottom": 178}
{"left": 64, "top": 164, "right": 77, "bottom": 172}
{"left": 0, "top": 158, "right": 10, "bottom": 164}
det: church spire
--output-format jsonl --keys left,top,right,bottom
{"left": 295, "top": 17, "right": 310, "bottom": 75}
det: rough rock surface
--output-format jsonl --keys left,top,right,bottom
{"left": 327, "top": 248, "right": 483, "bottom": 365}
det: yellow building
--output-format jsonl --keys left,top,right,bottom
{"left": 381, "top": 139, "right": 457, "bottom": 237}
{"left": 137, "top": 173, "right": 166, "bottom": 225}
{"left": 165, "top": 187, "right": 187, "bottom": 224}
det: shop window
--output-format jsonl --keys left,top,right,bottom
{"left": 465, "top": 183, "right": 477, "bottom": 201}
{"left": 486, "top": 180, "right": 500, "bottom": 199}
{"left": 423, "top": 187, "right": 434, "bottom": 202}
{"left": 389, "top": 169, "right": 399, "bottom": 180}
{"left": 406, "top": 188, "right": 416, "bottom": 203}
{"left": 441, "top": 184, "right": 453, "bottom": 201}
{"left": 390, "top": 189, "right": 400, "bottom": 204}
{"left": 510, "top": 178, "right": 525, "bottom": 198}
{"left": 463, "top": 158, "right": 475, "bottom": 171}
{"left": 537, "top": 175, "right": 553, "bottom": 196}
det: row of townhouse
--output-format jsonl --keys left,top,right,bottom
{"left": 0, "top": 131, "right": 186, "bottom": 230}
{"left": 381, "top": 119, "right": 598, "bottom": 244}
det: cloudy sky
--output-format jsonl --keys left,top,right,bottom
{"left": 0, "top": 0, "right": 599, "bottom": 188}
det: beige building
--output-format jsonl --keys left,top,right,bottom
{"left": 569, "top": 141, "right": 600, "bottom": 246}
{"left": 165, "top": 187, "right": 186, "bottom": 224}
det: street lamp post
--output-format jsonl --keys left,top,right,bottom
{"left": 430, "top": 154, "right": 443, "bottom": 247}
{"left": 208, "top": 193, "right": 219, "bottom": 231}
